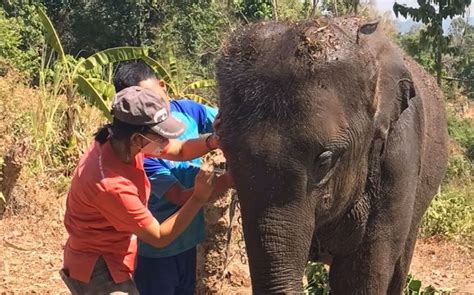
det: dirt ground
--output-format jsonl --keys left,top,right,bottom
{"left": 1, "top": 204, "right": 473, "bottom": 294}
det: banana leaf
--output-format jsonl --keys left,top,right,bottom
{"left": 87, "top": 78, "right": 116, "bottom": 102}
{"left": 184, "top": 93, "right": 215, "bottom": 107}
{"left": 83, "top": 47, "right": 149, "bottom": 70}
{"left": 37, "top": 6, "right": 65, "bottom": 62}
{"left": 76, "top": 75, "right": 112, "bottom": 121}
{"left": 182, "top": 79, "right": 216, "bottom": 93}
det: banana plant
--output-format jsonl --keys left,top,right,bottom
{"left": 38, "top": 6, "right": 216, "bottom": 123}
{"left": 143, "top": 51, "right": 216, "bottom": 106}
{"left": 37, "top": 7, "right": 149, "bottom": 123}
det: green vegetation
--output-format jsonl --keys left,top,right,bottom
{"left": 448, "top": 114, "right": 474, "bottom": 160}
{"left": 395, "top": 17, "right": 473, "bottom": 245}
{"left": 0, "top": 0, "right": 472, "bottom": 292}
{"left": 420, "top": 185, "right": 473, "bottom": 243}
{"left": 393, "top": 0, "right": 471, "bottom": 86}
{"left": 304, "top": 263, "right": 450, "bottom": 294}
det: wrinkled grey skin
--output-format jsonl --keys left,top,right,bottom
{"left": 216, "top": 18, "right": 448, "bottom": 294}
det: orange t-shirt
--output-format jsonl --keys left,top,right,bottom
{"left": 63, "top": 141, "right": 154, "bottom": 283}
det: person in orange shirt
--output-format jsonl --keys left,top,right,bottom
{"left": 61, "top": 86, "right": 221, "bottom": 294}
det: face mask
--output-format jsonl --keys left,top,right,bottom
{"left": 137, "top": 134, "right": 167, "bottom": 156}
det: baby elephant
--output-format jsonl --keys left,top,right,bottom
{"left": 216, "top": 17, "right": 448, "bottom": 294}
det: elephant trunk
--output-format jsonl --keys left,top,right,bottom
{"left": 239, "top": 191, "right": 315, "bottom": 294}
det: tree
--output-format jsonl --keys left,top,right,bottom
{"left": 393, "top": 0, "right": 471, "bottom": 86}
{"left": 236, "top": 0, "right": 274, "bottom": 21}
{"left": 447, "top": 18, "right": 474, "bottom": 98}
{"left": 396, "top": 27, "right": 436, "bottom": 74}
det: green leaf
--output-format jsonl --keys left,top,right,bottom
{"left": 184, "top": 94, "right": 214, "bottom": 106}
{"left": 408, "top": 279, "right": 422, "bottom": 292}
{"left": 76, "top": 75, "right": 112, "bottom": 121}
{"left": 142, "top": 56, "right": 173, "bottom": 86}
{"left": 87, "top": 78, "right": 116, "bottom": 102}
{"left": 182, "top": 79, "right": 216, "bottom": 93}
{"left": 0, "top": 191, "right": 5, "bottom": 204}
{"left": 168, "top": 49, "right": 179, "bottom": 79}
{"left": 83, "top": 47, "right": 149, "bottom": 70}
{"left": 37, "top": 6, "right": 65, "bottom": 61}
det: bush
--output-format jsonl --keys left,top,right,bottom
{"left": 419, "top": 185, "right": 473, "bottom": 243}
{"left": 0, "top": 5, "right": 44, "bottom": 77}
{"left": 304, "top": 262, "right": 330, "bottom": 294}
{"left": 445, "top": 153, "right": 472, "bottom": 182}
{"left": 303, "top": 262, "right": 449, "bottom": 294}
{"left": 447, "top": 114, "right": 474, "bottom": 160}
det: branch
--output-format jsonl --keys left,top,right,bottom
{"left": 442, "top": 76, "right": 474, "bottom": 83}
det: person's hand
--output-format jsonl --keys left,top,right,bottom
{"left": 206, "top": 133, "right": 220, "bottom": 150}
{"left": 192, "top": 163, "right": 215, "bottom": 204}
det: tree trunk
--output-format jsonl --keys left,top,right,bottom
{"left": 272, "top": 0, "right": 278, "bottom": 21}
{"left": 0, "top": 141, "right": 29, "bottom": 219}
{"left": 435, "top": 7, "right": 443, "bottom": 87}
{"left": 311, "top": 0, "right": 318, "bottom": 17}
{"left": 196, "top": 190, "right": 251, "bottom": 294}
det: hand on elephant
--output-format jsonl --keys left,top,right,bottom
{"left": 192, "top": 163, "right": 216, "bottom": 204}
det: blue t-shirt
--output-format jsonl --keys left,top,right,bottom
{"left": 138, "top": 99, "right": 218, "bottom": 258}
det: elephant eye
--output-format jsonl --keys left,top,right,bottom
{"left": 313, "top": 150, "right": 339, "bottom": 186}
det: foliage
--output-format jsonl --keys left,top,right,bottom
{"left": 0, "top": 4, "right": 44, "bottom": 76}
{"left": 276, "top": 0, "right": 306, "bottom": 20}
{"left": 397, "top": 19, "right": 474, "bottom": 99}
{"left": 143, "top": 51, "right": 216, "bottom": 106}
{"left": 303, "top": 263, "right": 449, "bottom": 294}
{"left": 396, "top": 28, "right": 436, "bottom": 74}
{"left": 446, "top": 18, "right": 474, "bottom": 99}
{"left": 40, "top": 0, "right": 150, "bottom": 57}
{"left": 447, "top": 114, "right": 474, "bottom": 160}
{"left": 320, "top": 0, "right": 361, "bottom": 16}
{"left": 236, "top": 0, "right": 274, "bottom": 21}
{"left": 304, "top": 262, "right": 330, "bottom": 294}
{"left": 420, "top": 184, "right": 473, "bottom": 243}
{"left": 445, "top": 153, "right": 472, "bottom": 181}
{"left": 393, "top": 0, "right": 471, "bottom": 86}
{"left": 148, "top": 1, "right": 230, "bottom": 79}
{"left": 405, "top": 274, "right": 451, "bottom": 294}
{"left": 37, "top": 6, "right": 153, "bottom": 119}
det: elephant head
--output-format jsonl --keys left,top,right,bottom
{"left": 216, "top": 19, "right": 416, "bottom": 293}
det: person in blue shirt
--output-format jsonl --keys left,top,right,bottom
{"left": 114, "top": 60, "right": 233, "bottom": 295}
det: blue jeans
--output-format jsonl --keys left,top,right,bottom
{"left": 134, "top": 247, "right": 196, "bottom": 295}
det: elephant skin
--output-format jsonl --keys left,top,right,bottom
{"left": 216, "top": 17, "right": 448, "bottom": 294}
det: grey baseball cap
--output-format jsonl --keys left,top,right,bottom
{"left": 111, "top": 86, "right": 185, "bottom": 139}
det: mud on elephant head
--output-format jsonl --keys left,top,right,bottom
{"left": 216, "top": 17, "right": 448, "bottom": 294}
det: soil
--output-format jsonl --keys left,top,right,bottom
{"left": 410, "top": 238, "right": 474, "bottom": 293}
{"left": 1, "top": 189, "right": 473, "bottom": 294}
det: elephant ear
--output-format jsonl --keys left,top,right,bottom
{"left": 357, "top": 21, "right": 416, "bottom": 143}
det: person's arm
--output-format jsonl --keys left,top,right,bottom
{"left": 135, "top": 196, "right": 204, "bottom": 248}
{"left": 164, "top": 171, "right": 234, "bottom": 206}
{"left": 156, "top": 135, "right": 219, "bottom": 161}
{"left": 134, "top": 165, "right": 215, "bottom": 248}
{"left": 164, "top": 183, "right": 193, "bottom": 206}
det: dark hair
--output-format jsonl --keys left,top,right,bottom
{"left": 94, "top": 118, "right": 151, "bottom": 144}
{"left": 114, "top": 60, "right": 157, "bottom": 92}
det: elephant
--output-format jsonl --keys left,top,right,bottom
{"left": 215, "top": 17, "right": 448, "bottom": 294}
